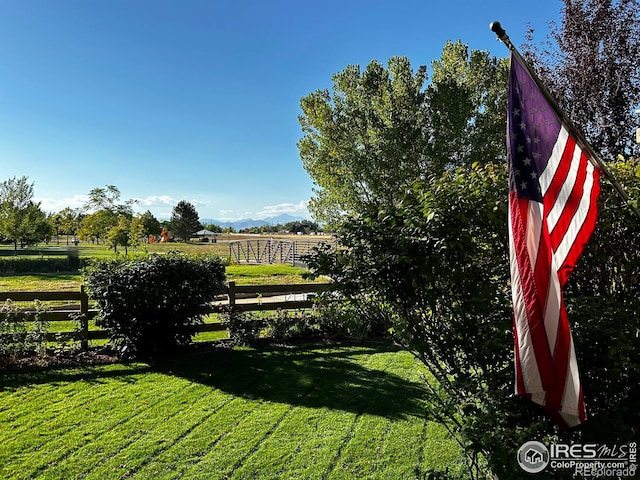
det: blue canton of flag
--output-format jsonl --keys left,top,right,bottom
{"left": 508, "top": 66, "right": 562, "bottom": 203}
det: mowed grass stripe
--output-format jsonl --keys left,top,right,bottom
{"left": 178, "top": 400, "right": 294, "bottom": 479}
{"left": 0, "top": 364, "right": 153, "bottom": 433}
{"left": 225, "top": 351, "right": 361, "bottom": 479}
{"left": 38, "top": 359, "right": 273, "bottom": 480}
{"left": 43, "top": 389, "right": 231, "bottom": 479}
{"left": 273, "top": 408, "right": 360, "bottom": 479}
{"left": 0, "top": 368, "right": 164, "bottom": 463}
{"left": 125, "top": 396, "right": 258, "bottom": 479}
{"left": 329, "top": 415, "right": 394, "bottom": 479}
{"left": 0, "top": 346, "right": 466, "bottom": 479}
{"left": 78, "top": 386, "right": 233, "bottom": 480}
{"left": 86, "top": 359, "right": 280, "bottom": 480}
{"left": 233, "top": 407, "right": 335, "bottom": 478}
{"left": 8, "top": 378, "right": 207, "bottom": 478}
{"left": 321, "top": 351, "right": 397, "bottom": 479}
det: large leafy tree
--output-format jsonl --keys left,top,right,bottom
{"left": 427, "top": 41, "right": 509, "bottom": 171}
{"left": 52, "top": 206, "right": 79, "bottom": 244}
{"left": 106, "top": 215, "right": 143, "bottom": 254}
{"left": 299, "top": 56, "right": 429, "bottom": 227}
{"left": 79, "top": 209, "right": 118, "bottom": 244}
{"left": 0, "top": 176, "right": 50, "bottom": 253}
{"left": 80, "top": 185, "right": 137, "bottom": 245}
{"left": 522, "top": 0, "right": 640, "bottom": 159}
{"left": 170, "top": 200, "right": 201, "bottom": 242}
{"left": 138, "top": 210, "right": 162, "bottom": 242}
{"left": 298, "top": 42, "right": 508, "bottom": 227}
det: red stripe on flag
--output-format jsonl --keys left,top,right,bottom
{"left": 510, "top": 192, "right": 556, "bottom": 390}
{"left": 545, "top": 302, "right": 572, "bottom": 412}
{"left": 557, "top": 162, "right": 600, "bottom": 286}
{"left": 549, "top": 146, "right": 588, "bottom": 254}
{"left": 543, "top": 136, "right": 575, "bottom": 213}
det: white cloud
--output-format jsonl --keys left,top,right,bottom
{"left": 256, "top": 200, "right": 310, "bottom": 218}
{"left": 132, "top": 195, "right": 177, "bottom": 207}
{"left": 36, "top": 194, "right": 88, "bottom": 213}
{"left": 131, "top": 195, "right": 208, "bottom": 216}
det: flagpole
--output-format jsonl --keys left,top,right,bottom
{"left": 490, "top": 21, "right": 640, "bottom": 221}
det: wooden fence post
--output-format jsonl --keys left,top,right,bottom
{"left": 80, "top": 286, "right": 89, "bottom": 349}
{"left": 228, "top": 281, "right": 236, "bottom": 310}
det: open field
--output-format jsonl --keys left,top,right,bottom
{"left": 0, "top": 344, "right": 466, "bottom": 479}
{"left": 0, "top": 264, "right": 319, "bottom": 292}
{"left": 0, "top": 234, "right": 333, "bottom": 261}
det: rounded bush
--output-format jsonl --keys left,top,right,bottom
{"left": 83, "top": 252, "right": 226, "bottom": 358}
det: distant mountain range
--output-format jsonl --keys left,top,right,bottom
{"left": 200, "top": 213, "right": 310, "bottom": 230}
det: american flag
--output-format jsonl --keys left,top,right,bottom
{"left": 508, "top": 52, "right": 600, "bottom": 427}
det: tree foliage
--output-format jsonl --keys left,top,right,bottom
{"left": 138, "top": 210, "right": 162, "bottom": 241}
{"left": 298, "top": 41, "right": 508, "bottom": 227}
{"left": 84, "top": 185, "right": 135, "bottom": 215}
{"left": 307, "top": 160, "right": 640, "bottom": 478}
{"left": 0, "top": 176, "right": 50, "bottom": 252}
{"left": 522, "top": 0, "right": 640, "bottom": 159}
{"left": 170, "top": 200, "right": 202, "bottom": 241}
{"left": 51, "top": 207, "right": 79, "bottom": 244}
{"left": 79, "top": 209, "right": 118, "bottom": 244}
{"left": 298, "top": 56, "right": 429, "bottom": 227}
{"left": 302, "top": 35, "right": 639, "bottom": 479}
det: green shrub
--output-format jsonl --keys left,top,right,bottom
{"left": 82, "top": 252, "right": 226, "bottom": 358}
{"left": 313, "top": 291, "right": 389, "bottom": 341}
{"left": 223, "top": 310, "right": 263, "bottom": 346}
{"left": 264, "top": 309, "right": 318, "bottom": 341}
{"left": 0, "top": 299, "right": 49, "bottom": 364}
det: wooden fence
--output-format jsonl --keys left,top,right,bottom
{"left": 0, "top": 281, "right": 333, "bottom": 347}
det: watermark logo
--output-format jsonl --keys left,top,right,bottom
{"left": 517, "top": 441, "right": 637, "bottom": 478}
{"left": 517, "top": 441, "right": 550, "bottom": 473}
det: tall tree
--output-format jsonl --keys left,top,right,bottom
{"left": 79, "top": 210, "right": 118, "bottom": 244}
{"left": 0, "top": 177, "right": 50, "bottom": 253}
{"left": 298, "top": 43, "right": 507, "bottom": 227}
{"left": 170, "top": 201, "right": 201, "bottom": 242}
{"left": 52, "top": 206, "right": 79, "bottom": 244}
{"left": 522, "top": 0, "right": 640, "bottom": 159}
{"left": 427, "top": 40, "right": 509, "bottom": 171}
{"left": 138, "top": 210, "right": 162, "bottom": 242}
{"left": 299, "top": 56, "right": 429, "bottom": 227}
{"left": 84, "top": 185, "right": 136, "bottom": 215}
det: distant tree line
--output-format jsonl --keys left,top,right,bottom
{"left": 0, "top": 178, "right": 319, "bottom": 254}
{"left": 204, "top": 220, "right": 321, "bottom": 235}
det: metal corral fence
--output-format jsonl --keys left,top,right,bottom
{"left": 0, "top": 281, "right": 333, "bottom": 348}
{"left": 228, "top": 238, "right": 334, "bottom": 267}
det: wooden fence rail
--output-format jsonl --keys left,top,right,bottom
{"left": 0, "top": 282, "right": 333, "bottom": 347}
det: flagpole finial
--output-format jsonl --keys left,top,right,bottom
{"left": 490, "top": 21, "right": 507, "bottom": 39}
{"left": 490, "top": 21, "right": 513, "bottom": 49}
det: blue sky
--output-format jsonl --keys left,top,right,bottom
{"left": 0, "top": 0, "right": 561, "bottom": 221}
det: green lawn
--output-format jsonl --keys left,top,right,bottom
{"left": 0, "top": 344, "right": 466, "bottom": 479}
{"left": 0, "top": 265, "right": 317, "bottom": 292}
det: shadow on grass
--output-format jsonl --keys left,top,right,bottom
{"left": 0, "top": 247, "right": 70, "bottom": 257}
{"left": 152, "top": 344, "right": 428, "bottom": 419}
{"left": 0, "top": 344, "right": 428, "bottom": 419}
{"left": 0, "top": 362, "right": 155, "bottom": 390}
